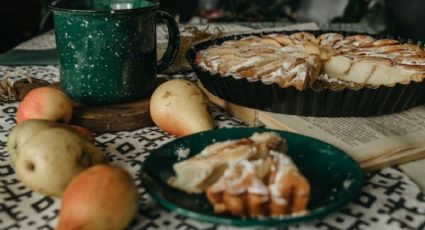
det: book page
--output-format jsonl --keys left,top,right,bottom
{"left": 201, "top": 80, "right": 425, "bottom": 170}
{"left": 361, "top": 144, "right": 425, "bottom": 171}
{"left": 259, "top": 106, "right": 425, "bottom": 163}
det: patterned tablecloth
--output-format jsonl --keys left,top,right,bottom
{"left": 1, "top": 24, "right": 425, "bottom": 230}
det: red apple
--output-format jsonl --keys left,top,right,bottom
{"left": 56, "top": 165, "right": 139, "bottom": 230}
{"left": 16, "top": 87, "right": 73, "bottom": 124}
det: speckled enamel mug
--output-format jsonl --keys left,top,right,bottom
{"left": 50, "top": 0, "right": 179, "bottom": 104}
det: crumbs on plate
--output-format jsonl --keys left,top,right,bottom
{"left": 175, "top": 146, "right": 190, "bottom": 160}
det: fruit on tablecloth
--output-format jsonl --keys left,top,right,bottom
{"left": 56, "top": 165, "right": 139, "bottom": 230}
{"left": 7, "top": 119, "right": 60, "bottom": 165}
{"left": 8, "top": 120, "right": 107, "bottom": 197}
{"left": 16, "top": 86, "right": 73, "bottom": 124}
{"left": 68, "top": 125, "right": 95, "bottom": 143}
{"left": 7, "top": 120, "right": 97, "bottom": 165}
{"left": 150, "top": 79, "right": 214, "bottom": 136}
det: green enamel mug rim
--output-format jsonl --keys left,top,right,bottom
{"left": 49, "top": 0, "right": 159, "bottom": 14}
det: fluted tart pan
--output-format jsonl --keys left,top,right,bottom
{"left": 186, "top": 30, "right": 425, "bottom": 117}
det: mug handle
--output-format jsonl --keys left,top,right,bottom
{"left": 155, "top": 11, "right": 180, "bottom": 73}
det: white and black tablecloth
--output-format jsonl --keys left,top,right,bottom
{"left": 1, "top": 25, "right": 425, "bottom": 230}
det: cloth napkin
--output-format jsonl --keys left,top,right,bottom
{"left": 0, "top": 48, "right": 58, "bottom": 66}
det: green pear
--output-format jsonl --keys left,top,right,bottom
{"left": 12, "top": 125, "right": 107, "bottom": 197}
{"left": 7, "top": 119, "right": 60, "bottom": 165}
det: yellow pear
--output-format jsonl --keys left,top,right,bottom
{"left": 150, "top": 79, "right": 214, "bottom": 136}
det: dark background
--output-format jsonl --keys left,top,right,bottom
{"left": 0, "top": 0, "right": 43, "bottom": 53}
{"left": 1, "top": 0, "right": 424, "bottom": 53}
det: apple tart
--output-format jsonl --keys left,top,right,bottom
{"left": 188, "top": 30, "right": 425, "bottom": 116}
{"left": 168, "top": 132, "right": 310, "bottom": 218}
{"left": 195, "top": 32, "right": 425, "bottom": 89}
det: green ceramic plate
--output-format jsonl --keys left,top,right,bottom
{"left": 141, "top": 127, "right": 364, "bottom": 227}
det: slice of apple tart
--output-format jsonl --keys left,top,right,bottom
{"left": 323, "top": 36, "right": 425, "bottom": 86}
{"left": 196, "top": 35, "right": 323, "bottom": 90}
{"left": 206, "top": 150, "right": 310, "bottom": 218}
{"left": 168, "top": 132, "right": 310, "bottom": 218}
{"left": 168, "top": 132, "right": 285, "bottom": 194}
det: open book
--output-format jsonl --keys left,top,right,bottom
{"left": 202, "top": 85, "right": 425, "bottom": 172}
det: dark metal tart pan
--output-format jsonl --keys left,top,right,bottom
{"left": 186, "top": 30, "right": 425, "bottom": 117}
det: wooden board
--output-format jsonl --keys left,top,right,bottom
{"left": 199, "top": 84, "right": 425, "bottom": 172}
{"left": 11, "top": 79, "right": 157, "bottom": 133}
{"left": 71, "top": 99, "right": 153, "bottom": 133}
{"left": 50, "top": 83, "right": 153, "bottom": 133}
